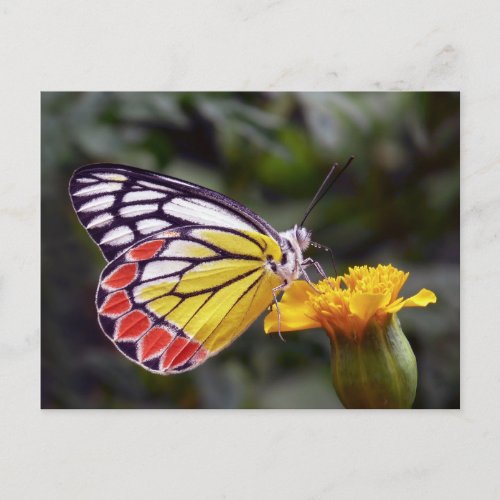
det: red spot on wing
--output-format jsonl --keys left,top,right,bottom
{"left": 103, "top": 263, "right": 138, "bottom": 290}
{"left": 115, "top": 310, "right": 151, "bottom": 341}
{"left": 100, "top": 290, "right": 132, "bottom": 316}
{"left": 127, "top": 240, "right": 164, "bottom": 261}
{"left": 138, "top": 327, "right": 174, "bottom": 362}
{"left": 160, "top": 337, "right": 189, "bottom": 371}
{"left": 161, "top": 337, "right": 204, "bottom": 371}
{"left": 171, "top": 342, "right": 202, "bottom": 368}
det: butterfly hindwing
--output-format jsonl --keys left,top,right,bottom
{"left": 96, "top": 225, "right": 283, "bottom": 374}
{"left": 69, "top": 163, "right": 280, "bottom": 262}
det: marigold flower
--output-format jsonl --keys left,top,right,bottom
{"left": 264, "top": 264, "right": 437, "bottom": 409}
{"left": 265, "top": 264, "right": 435, "bottom": 338}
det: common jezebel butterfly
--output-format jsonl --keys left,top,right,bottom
{"left": 69, "top": 161, "right": 350, "bottom": 374}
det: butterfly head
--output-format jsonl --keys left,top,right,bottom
{"left": 270, "top": 225, "right": 311, "bottom": 287}
{"left": 294, "top": 225, "right": 312, "bottom": 252}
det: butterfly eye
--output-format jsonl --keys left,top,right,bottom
{"left": 295, "top": 227, "right": 311, "bottom": 251}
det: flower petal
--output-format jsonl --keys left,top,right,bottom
{"left": 385, "top": 288, "right": 437, "bottom": 313}
{"left": 264, "top": 305, "right": 321, "bottom": 333}
{"left": 264, "top": 281, "right": 320, "bottom": 334}
{"left": 280, "top": 280, "right": 314, "bottom": 305}
{"left": 390, "top": 270, "right": 409, "bottom": 302}
{"left": 349, "top": 292, "right": 392, "bottom": 323}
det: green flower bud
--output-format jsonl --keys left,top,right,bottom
{"left": 329, "top": 314, "right": 417, "bottom": 409}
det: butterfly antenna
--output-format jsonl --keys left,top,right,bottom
{"left": 299, "top": 156, "right": 355, "bottom": 227}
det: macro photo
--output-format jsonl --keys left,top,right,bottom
{"left": 41, "top": 91, "right": 459, "bottom": 409}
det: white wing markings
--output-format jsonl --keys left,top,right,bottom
{"left": 87, "top": 212, "right": 114, "bottom": 229}
{"left": 94, "top": 173, "right": 128, "bottom": 181}
{"left": 136, "top": 219, "right": 171, "bottom": 235}
{"left": 78, "top": 195, "right": 115, "bottom": 213}
{"left": 162, "top": 197, "right": 255, "bottom": 231}
{"left": 100, "top": 226, "right": 134, "bottom": 246}
{"left": 123, "top": 190, "right": 166, "bottom": 203}
{"left": 76, "top": 177, "right": 98, "bottom": 183}
{"left": 119, "top": 204, "right": 158, "bottom": 218}
{"left": 142, "top": 260, "right": 191, "bottom": 280}
{"left": 73, "top": 182, "right": 123, "bottom": 197}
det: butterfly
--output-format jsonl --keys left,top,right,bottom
{"left": 69, "top": 160, "right": 351, "bottom": 374}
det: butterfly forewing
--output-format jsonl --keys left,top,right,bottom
{"left": 96, "top": 225, "right": 283, "bottom": 374}
{"left": 70, "top": 163, "right": 280, "bottom": 262}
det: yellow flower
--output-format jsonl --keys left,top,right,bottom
{"left": 264, "top": 264, "right": 436, "bottom": 339}
{"left": 264, "top": 264, "right": 437, "bottom": 409}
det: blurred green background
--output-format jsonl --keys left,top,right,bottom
{"left": 41, "top": 92, "right": 459, "bottom": 409}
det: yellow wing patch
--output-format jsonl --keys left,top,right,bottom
{"left": 165, "top": 292, "right": 212, "bottom": 328}
{"left": 135, "top": 279, "right": 177, "bottom": 302}
{"left": 134, "top": 227, "right": 283, "bottom": 356}
{"left": 148, "top": 294, "right": 181, "bottom": 317}
{"left": 191, "top": 228, "right": 267, "bottom": 258}
{"left": 183, "top": 271, "right": 264, "bottom": 340}
{"left": 175, "top": 259, "right": 262, "bottom": 294}
{"left": 203, "top": 272, "right": 280, "bottom": 352}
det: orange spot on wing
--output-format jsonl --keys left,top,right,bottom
{"left": 115, "top": 310, "right": 151, "bottom": 341}
{"left": 171, "top": 342, "right": 202, "bottom": 368}
{"left": 100, "top": 290, "right": 131, "bottom": 316}
{"left": 138, "top": 327, "right": 174, "bottom": 362}
{"left": 103, "top": 263, "right": 138, "bottom": 290}
{"left": 161, "top": 337, "right": 205, "bottom": 371}
{"left": 160, "top": 337, "right": 188, "bottom": 370}
{"left": 127, "top": 240, "right": 164, "bottom": 261}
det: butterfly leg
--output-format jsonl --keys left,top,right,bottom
{"left": 301, "top": 257, "right": 328, "bottom": 280}
{"left": 299, "top": 257, "right": 330, "bottom": 292}
{"left": 272, "top": 283, "right": 289, "bottom": 342}
{"left": 310, "top": 241, "right": 338, "bottom": 277}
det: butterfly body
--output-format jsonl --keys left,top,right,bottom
{"left": 70, "top": 164, "right": 311, "bottom": 373}
{"left": 276, "top": 226, "right": 311, "bottom": 285}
